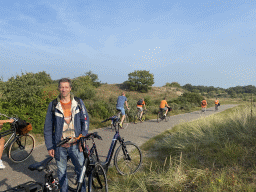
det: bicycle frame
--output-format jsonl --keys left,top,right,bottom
{"left": 92, "top": 128, "right": 124, "bottom": 170}
{"left": 0, "top": 127, "right": 16, "bottom": 150}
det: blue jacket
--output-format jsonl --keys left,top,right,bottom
{"left": 44, "top": 94, "right": 89, "bottom": 161}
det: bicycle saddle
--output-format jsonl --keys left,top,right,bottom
{"left": 28, "top": 156, "right": 53, "bottom": 172}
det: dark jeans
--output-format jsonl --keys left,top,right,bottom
{"left": 56, "top": 144, "right": 86, "bottom": 192}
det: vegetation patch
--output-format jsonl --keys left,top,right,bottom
{"left": 106, "top": 104, "right": 256, "bottom": 191}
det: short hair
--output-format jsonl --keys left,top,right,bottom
{"left": 58, "top": 78, "right": 72, "bottom": 88}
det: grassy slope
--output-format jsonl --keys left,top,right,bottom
{"left": 107, "top": 104, "right": 256, "bottom": 191}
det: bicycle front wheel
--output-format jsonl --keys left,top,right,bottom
{"left": 165, "top": 115, "right": 170, "bottom": 122}
{"left": 157, "top": 112, "right": 162, "bottom": 123}
{"left": 122, "top": 115, "right": 129, "bottom": 129}
{"left": 8, "top": 134, "right": 35, "bottom": 163}
{"left": 88, "top": 163, "right": 108, "bottom": 192}
{"left": 114, "top": 141, "right": 142, "bottom": 175}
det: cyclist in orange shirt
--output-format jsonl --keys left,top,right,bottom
{"left": 159, "top": 97, "right": 170, "bottom": 116}
{"left": 137, "top": 98, "right": 146, "bottom": 121}
{"left": 215, "top": 98, "right": 219, "bottom": 111}
{"left": 201, "top": 99, "right": 207, "bottom": 112}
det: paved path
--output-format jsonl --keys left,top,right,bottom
{"left": 0, "top": 105, "right": 237, "bottom": 191}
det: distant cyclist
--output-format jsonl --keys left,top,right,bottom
{"left": 159, "top": 97, "right": 170, "bottom": 116}
{"left": 215, "top": 98, "right": 219, "bottom": 111}
{"left": 116, "top": 92, "right": 129, "bottom": 128}
{"left": 201, "top": 99, "right": 207, "bottom": 112}
{"left": 136, "top": 98, "right": 146, "bottom": 121}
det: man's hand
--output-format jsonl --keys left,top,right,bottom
{"left": 48, "top": 149, "right": 55, "bottom": 157}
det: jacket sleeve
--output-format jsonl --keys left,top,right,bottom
{"left": 44, "top": 102, "right": 54, "bottom": 151}
{"left": 80, "top": 99, "right": 89, "bottom": 136}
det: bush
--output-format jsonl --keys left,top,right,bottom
{"left": 0, "top": 72, "right": 55, "bottom": 133}
{"left": 172, "top": 92, "right": 204, "bottom": 107}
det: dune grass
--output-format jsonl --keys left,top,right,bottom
{"left": 107, "top": 104, "right": 256, "bottom": 191}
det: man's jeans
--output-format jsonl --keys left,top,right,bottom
{"left": 56, "top": 144, "right": 86, "bottom": 192}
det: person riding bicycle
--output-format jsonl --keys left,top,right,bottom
{"left": 0, "top": 119, "right": 14, "bottom": 169}
{"left": 44, "top": 78, "right": 89, "bottom": 192}
{"left": 116, "top": 92, "right": 129, "bottom": 128}
{"left": 159, "top": 97, "right": 170, "bottom": 116}
{"left": 215, "top": 98, "right": 219, "bottom": 110}
{"left": 201, "top": 99, "right": 207, "bottom": 112}
{"left": 137, "top": 98, "right": 146, "bottom": 121}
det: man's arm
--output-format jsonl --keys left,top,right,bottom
{"left": 80, "top": 99, "right": 89, "bottom": 136}
{"left": 124, "top": 101, "right": 129, "bottom": 110}
{"left": 44, "top": 102, "right": 54, "bottom": 151}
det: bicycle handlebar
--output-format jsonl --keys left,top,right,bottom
{"left": 57, "top": 132, "right": 102, "bottom": 147}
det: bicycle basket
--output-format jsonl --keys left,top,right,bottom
{"left": 168, "top": 107, "right": 172, "bottom": 111}
{"left": 16, "top": 122, "right": 32, "bottom": 135}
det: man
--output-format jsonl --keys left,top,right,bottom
{"left": 137, "top": 98, "right": 146, "bottom": 121}
{"left": 44, "top": 78, "right": 89, "bottom": 192}
{"left": 0, "top": 119, "right": 14, "bottom": 169}
{"left": 201, "top": 99, "right": 207, "bottom": 112}
{"left": 215, "top": 98, "right": 219, "bottom": 111}
{"left": 116, "top": 92, "right": 129, "bottom": 128}
{"left": 159, "top": 97, "right": 170, "bottom": 116}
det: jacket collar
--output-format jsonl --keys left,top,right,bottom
{"left": 55, "top": 93, "right": 77, "bottom": 114}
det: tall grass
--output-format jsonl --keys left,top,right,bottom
{"left": 108, "top": 105, "right": 256, "bottom": 191}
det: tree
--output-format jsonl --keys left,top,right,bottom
{"left": 85, "top": 71, "right": 101, "bottom": 88}
{"left": 124, "top": 70, "right": 154, "bottom": 93}
{"left": 1, "top": 71, "right": 52, "bottom": 107}
{"left": 165, "top": 82, "right": 180, "bottom": 88}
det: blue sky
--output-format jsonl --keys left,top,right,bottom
{"left": 0, "top": 0, "right": 255, "bottom": 88}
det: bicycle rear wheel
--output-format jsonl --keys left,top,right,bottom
{"left": 88, "top": 163, "right": 108, "bottom": 192}
{"left": 157, "top": 112, "right": 163, "bottom": 123}
{"left": 8, "top": 133, "right": 35, "bottom": 163}
{"left": 114, "top": 141, "right": 142, "bottom": 175}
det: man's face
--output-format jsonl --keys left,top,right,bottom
{"left": 59, "top": 82, "right": 71, "bottom": 98}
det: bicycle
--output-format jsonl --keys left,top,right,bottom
{"left": 65, "top": 133, "right": 108, "bottom": 192}
{"left": 0, "top": 113, "right": 35, "bottom": 163}
{"left": 107, "top": 109, "right": 129, "bottom": 129}
{"left": 100, "top": 119, "right": 142, "bottom": 175}
{"left": 6, "top": 138, "right": 76, "bottom": 192}
{"left": 157, "top": 107, "right": 171, "bottom": 123}
{"left": 134, "top": 109, "right": 146, "bottom": 124}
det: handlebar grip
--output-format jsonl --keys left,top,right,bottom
{"left": 56, "top": 137, "right": 71, "bottom": 147}
{"left": 92, "top": 132, "right": 102, "bottom": 140}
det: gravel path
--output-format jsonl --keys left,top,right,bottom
{"left": 0, "top": 104, "right": 237, "bottom": 191}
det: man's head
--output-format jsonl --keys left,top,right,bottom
{"left": 58, "top": 78, "right": 72, "bottom": 98}
{"left": 122, "top": 92, "right": 125, "bottom": 96}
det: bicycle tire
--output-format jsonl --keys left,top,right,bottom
{"left": 141, "top": 114, "right": 145, "bottom": 122}
{"left": 122, "top": 115, "right": 129, "bottom": 129}
{"left": 157, "top": 112, "right": 164, "bottom": 123}
{"left": 88, "top": 163, "right": 108, "bottom": 192}
{"left": 114, "top": 141, "right": 142, "bottom": 175}
{"left": 165, "top": 115, "right": 170, "bottom": 122}
{"left": 8, "top": 133, "right": 35, "bottom": 163}
{"left": 134, "top": 114, "right": 138, "bottom": 124}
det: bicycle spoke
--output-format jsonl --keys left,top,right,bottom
{"left": 8, "top": 134, "right": 35, "bottom": 163}
{"left": 114, "top": 142, "right": 142, "bottom": 175}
